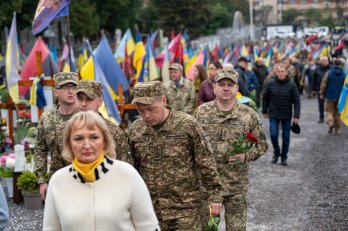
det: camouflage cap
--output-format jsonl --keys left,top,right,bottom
{"left": 54, "top": 72, "right": 78, "bottom": 88}
{"left": 76, "top": 80, "right": 103, "bottom": 99}
{"left": 169, "top": 63, "right": 183, "bottom": 71}
{"left": 132, "top": 81, "right": 163, "bottom": 104}
{"left": 215, "top": 69, "right": 239, "bottom": 83}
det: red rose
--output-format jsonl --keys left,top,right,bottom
{"left": 246, "top": 131, "right": 258, "bottom": 143}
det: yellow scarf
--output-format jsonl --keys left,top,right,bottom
{"left": 72, "top": 151, "right": 105, "bottom": 182}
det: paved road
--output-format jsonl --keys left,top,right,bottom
{"left": 3, "top": 95, "right": 348, "bottom": 231}
{"left": 247, "top": 95, "right": 348, "bottom": 231}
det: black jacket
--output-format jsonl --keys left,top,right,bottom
{"left": 262, "top": 76, "right": 301, "bottom": 119}
{"left": 313, "top": 64, "right": 330, "bottom": 92}
{"left": 235, "top": 64, "right": 251, "bottom": 96}
{"left": 252, "top": 64, "right": 268, "bottom": 86}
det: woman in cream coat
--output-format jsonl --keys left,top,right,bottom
{"left": 43, "top": 111, "right": 159, "bottom": 231}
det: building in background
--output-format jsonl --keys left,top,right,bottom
{"left": 253, "top": 0, "right": 280, "bottom": 25}
{"left": 254, "top": 0, "right": 348, "bottom": 26}
{"left": 280, "top": 0, "right": 348, "bottom": 26}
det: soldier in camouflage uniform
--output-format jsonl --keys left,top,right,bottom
{"left": 34, "top": 72, "right": 78, "bottom": 200}
{"left": 194, "top": 69, "right": 268, "bottom": 231}
{"left": 163, "top": 63, "right": 196, "bottom": 114}
{"left": 52, "top": 80, "right": 131, "bottom": 177}
{"left": 128, "top": 81, "right": 223, "bottom": 231}
{"left": 284, "top": 58, "right": 297, "bottom": 81}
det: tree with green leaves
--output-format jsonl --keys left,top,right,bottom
{"left": 137, "top": 2, "right": 159, "bottom": 33}
{"left": 95, "top": 0, "right": 142, "bottom": 35}
{"left": 69, "top": 0, "right": 100, "bottom": 39}
{"left": 0, "top": 1, "right": 22, "bottom": 28}
{"left": 142, "top": 0, "right": 249, "bottom": 37}
{"left": 282, "top": 8, "right": 300, "bottom": 24}
{"left": 304, "top": 8, "right": 321, "bottom": 26}
{"left": 147, "top": 0, "right": 212, "bottom": 37}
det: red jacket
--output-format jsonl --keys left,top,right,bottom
{"left": 198, "top": 79, "right": 215, "bottom": 105}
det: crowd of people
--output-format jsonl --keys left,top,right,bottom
{"left": 8, "top": 47, "right": 342, "bottom": 231}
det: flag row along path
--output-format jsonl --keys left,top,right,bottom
{"left": 1, "top": 95, "right": 347, "bottom": 231}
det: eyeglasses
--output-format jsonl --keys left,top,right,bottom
{"left": 208, "top": 67, "right": 217, "bottom": 71}
{"left": 58, "top": 84, "right": 77, "bottom": 90}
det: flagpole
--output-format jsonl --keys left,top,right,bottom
{"left": 66, "top": 13, "right": 72, "bottom": 69}
{"left": 249, "top": 0, "right": 254, "bottom": 41}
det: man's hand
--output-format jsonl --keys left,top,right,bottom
{"left": 293, "top": 118, "right": 299, "bottom": 124}
{"left": 40, "top": 183, "right": 48, "bottom": 201}
{"left": 210, "top": 203, "right": 222, "bottom": 215}
{"left": 320, "top": 94, "right": 324, "bottom": 100}
{"left": 263, "top": 113, "right": 269, "bottom": 119}
{"left": 228, "top": 153, "right": 246, "bottom": 163}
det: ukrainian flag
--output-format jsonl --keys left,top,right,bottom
{"left": 114, "top": 28, "right": 135, "bottom": 63}
{"left": 338, "top": 76, "right": 348, "bottom": 126}
{"left": 6, "top": 12, "right": 21, "bottom": 104}
{"left": 133, "top": 32, "right": 146, "bottom": 82}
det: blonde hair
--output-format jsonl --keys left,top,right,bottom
{"left": 61, "top": 110, "right": 116, "bottom": 162}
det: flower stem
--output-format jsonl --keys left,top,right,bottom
{"left": 218, "top": 163, "right": 231, "bottom": 176}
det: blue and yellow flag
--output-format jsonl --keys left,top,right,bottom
{"left": 6, "top": 12, "right": 21, "bottom": 104}
{"left": 32, "top": 0, "right": 70, "bottom": 35}
{"left": 142, "top": 38, "right": 159, "bottom": 82}
{"left": 338, "top": 76, "right": 348, "bottom": 126}
{"left": 265, "top": 47, "right": 273, "bottom": 68}
{"left": 133, "top": 32, "right": 146, "bottom": 82}
{"left": 114, "top": 28, "right": 135, "bottom": 63}
{"left": 86, "top": 40, "right": 121, "bottom": 124}
{"left": 162, "top": 44, "right": 170, "bottom": 84}
{"left": 95, "top": 36, "right": 129, "bottom": 92}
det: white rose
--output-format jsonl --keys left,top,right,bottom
{"left": 5, "top": 158, "right": 15, "bottom": 169}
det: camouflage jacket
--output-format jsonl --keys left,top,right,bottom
{"left": 288, "top": 65, "right": 297, "bottom": 80}
{"left": 194, "top": 101, "right": 268, "bottom": 196}
{"left": 34, "top": 107, "right": 75, "bottom": 184}
{"left": 163, "top": 79, "right": 196, "bottom": 114}
{"left": 128, "top": 109, "right": 222, "bottom": 220}
{"left": 51, "top": 115, "right": 132, "bottom": 178}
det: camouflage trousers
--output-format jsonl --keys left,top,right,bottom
{"left": 325, "top": 100, "right": 341, "bottom": 131}
{"left": 159, "top": 213, "right": 202, "bottom": 231}
{"left": 199, "top": 198, "right": 210, "bottom": 231}
{"left": 224, "top": 193, "right": 247, "bottom": 231}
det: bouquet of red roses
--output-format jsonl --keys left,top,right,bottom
{"left": 219, "top": 131, "right": 258, "bottom": 176}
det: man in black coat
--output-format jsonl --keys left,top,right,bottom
{"left": 313, "top": 56, "right": 330, "bottom": 122}
{"left": 253, "top": 58, "right": 268, "bottom": 108}
{"left": 262, "top": 62, "right": 301, "bottom": 165}
{"left": 235, "top": 57, "right": 251, "bottom": 97}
